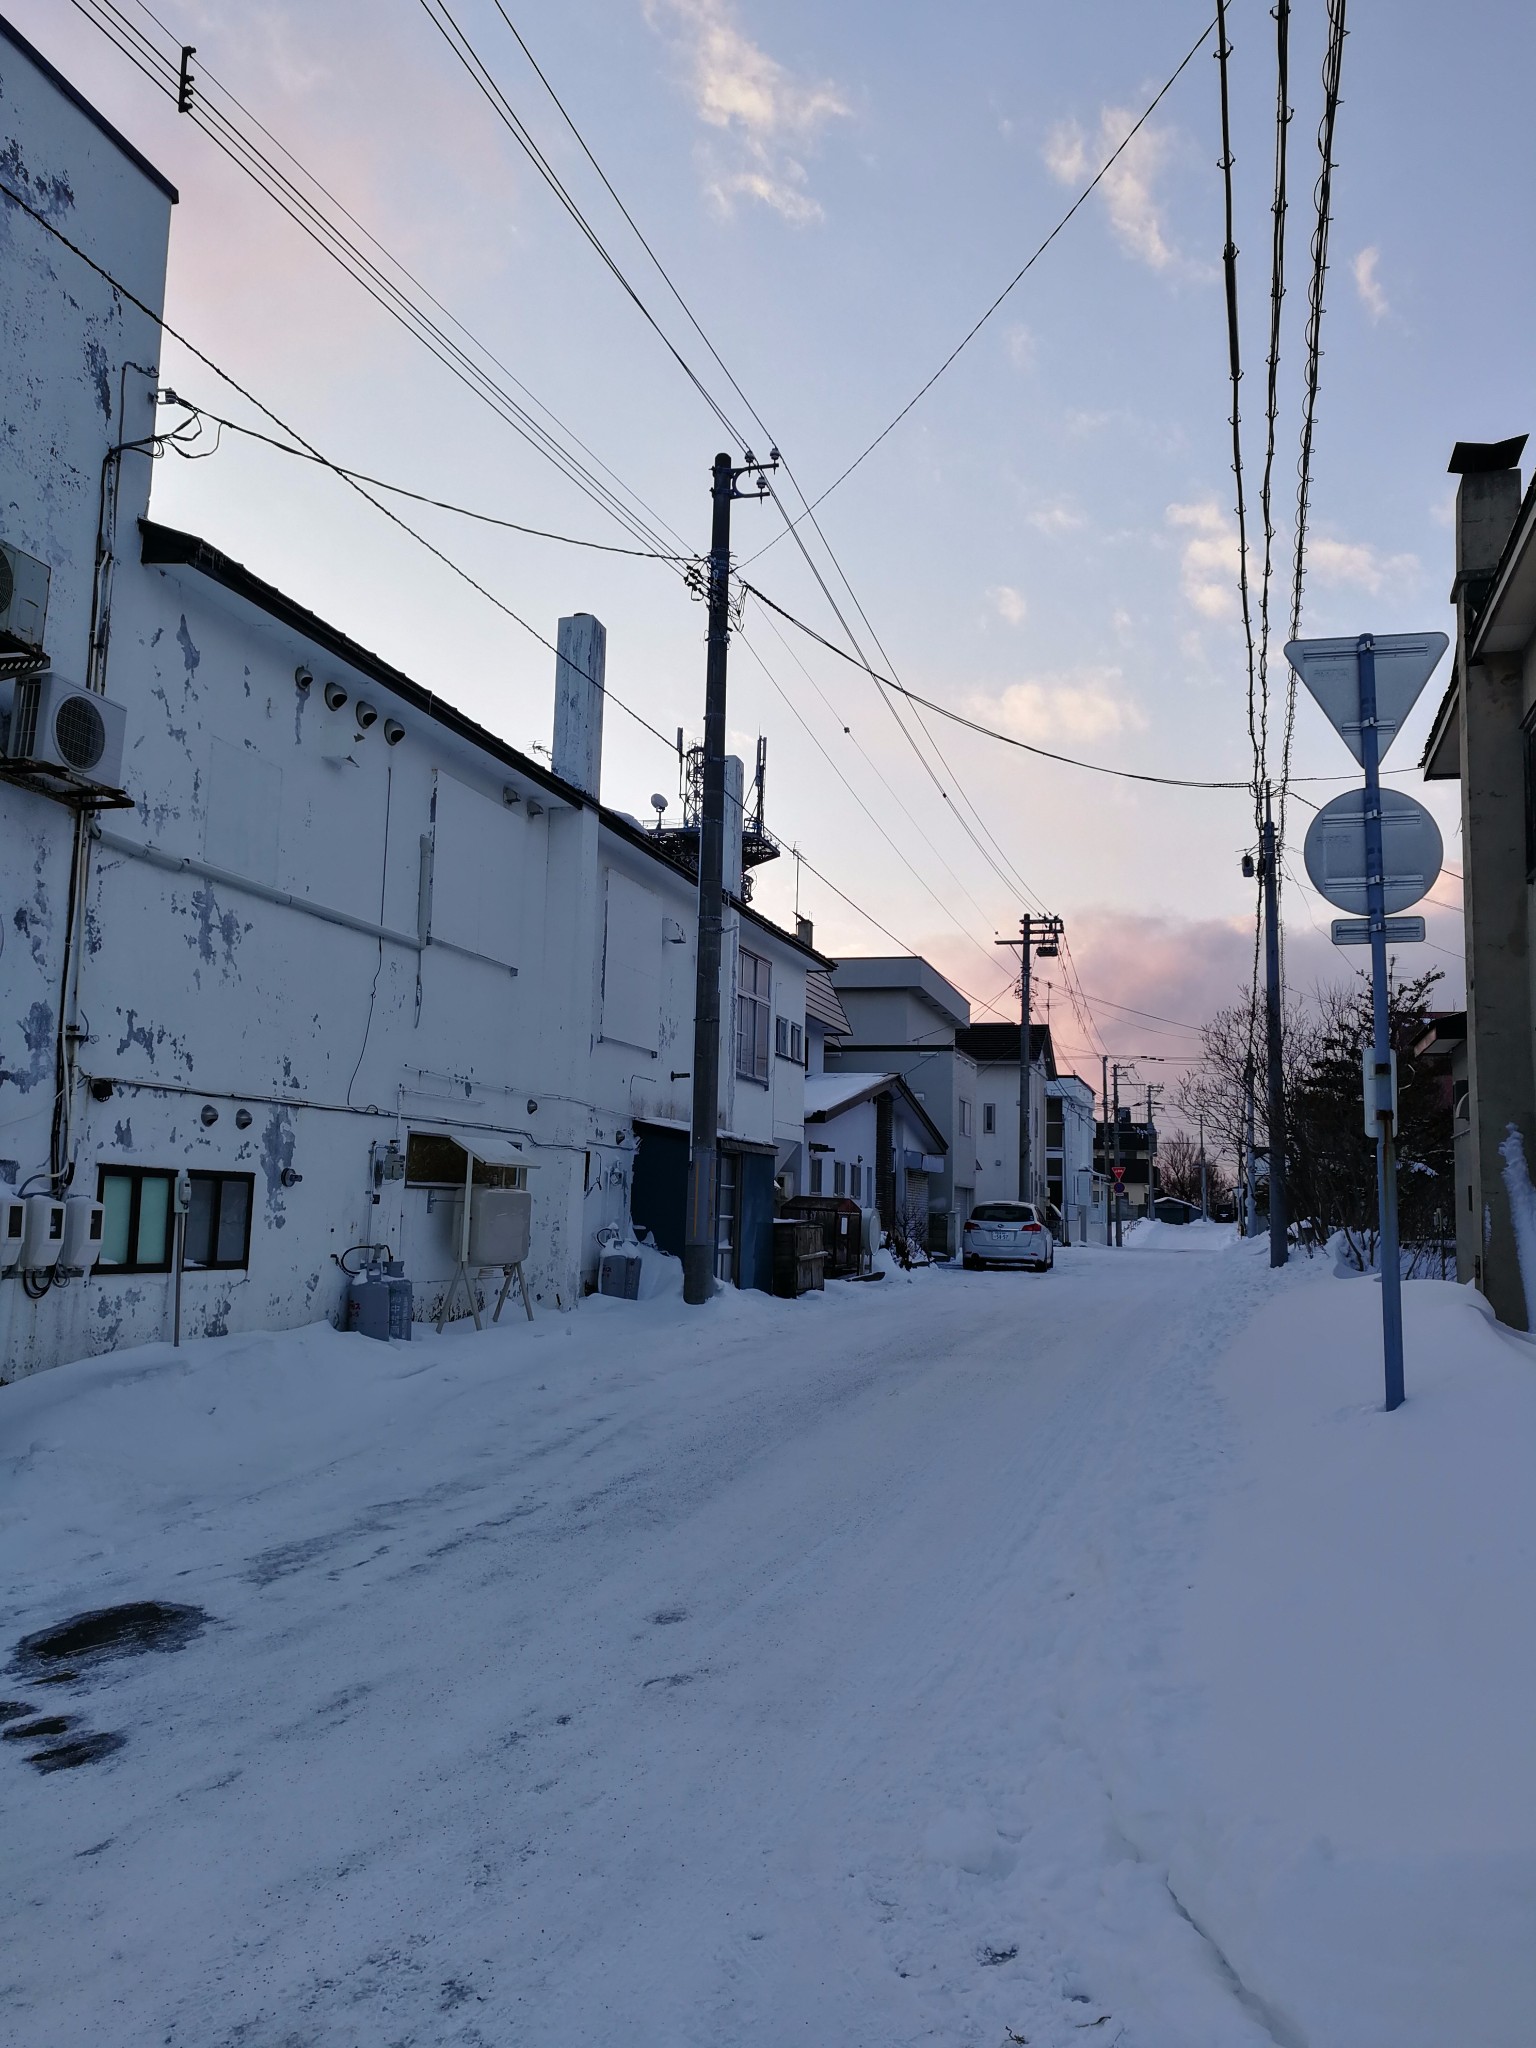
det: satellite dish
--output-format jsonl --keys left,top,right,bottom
{"left": 650, "top": 793, "right": 668, "bottom": 828}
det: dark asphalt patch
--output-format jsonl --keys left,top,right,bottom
{"left": 13, "top": 1601, "right": 207, "bottom": 1674}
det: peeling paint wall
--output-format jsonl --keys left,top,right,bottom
{"left": 0, "top": 33, "right": 816, "bottom": 1381}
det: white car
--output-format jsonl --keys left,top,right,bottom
{"left": 962, "top": 1202, "right": 1055, "bottom": 1272}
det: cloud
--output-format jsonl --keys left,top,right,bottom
{"left": 1308, "top": 536, "right": 1418, "bottom": 593}
{"left": 646, "top": 0, "right": 848, "bottom": 223}
{"left": 969, "top": 667, "right": 1146, "bottom": 746}
{"left": 1028, "top": 503, "right": 1086, "bottom": 536}
{"left": 1353, "top": 245, "right": 1389, "bottom": 322}
{"left": 1166, "top": 499, "right": 1241, "bottom": 619}
{"left": 1006, "top": 324, "right": 1036, "bottom": 371}
{"left": 988, "top": 585, "right": 1028, "bottom": 626}
{"left": 1043, "top": 106, "right": 1181, "bottom": 271}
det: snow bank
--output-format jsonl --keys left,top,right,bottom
{"left": 1122, "top": 1216, "right": 1240, "bottom": 1252}
{"left": 1148, "top": 1273, "right": 1536, "bottom": 2047}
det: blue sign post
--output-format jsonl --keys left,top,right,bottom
{"left": 1290, "top": 628, "right": 1448, "bottom": 1413}
{"left": 1355, "top": 637, "right": 1404, "bottom": 1409}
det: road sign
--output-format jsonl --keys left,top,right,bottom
{"left": 1330, "top": 916, "right": 1426, "bottom": 947}
{"left": 1303, "top": 788, "right": 1443, "bottom": 914}
{"left": 1285, "top": 631, "right": 1448, "bottom": 766}
{"left": 1111, "top": 1165, "right": 1125, "bottom": 1184}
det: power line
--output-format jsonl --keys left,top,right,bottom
{"left": 743, "top": 11, "right": 1221, "bottom": 554}
{"left": 742, "top": 584, "right": 1253, "bottom": 789}
{"left": 1278, "top": 0, "right": 1349, "bottom": 856}
{"left": 159, "top": 402, "right": 695, "bottom": 558}
{"left": 1214, "top": 0, "right": 1261, "bottom": 806}
{"left": 1253, "top": 0, "right": 1292, "bottom": 810}
{"left": 73, "top": 0, "right": 692, "bottom": 562}
{"left": 0, "top": 174, "right": 678, "bottom": 755}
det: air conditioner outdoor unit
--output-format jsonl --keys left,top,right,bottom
{"left": 5, "top": 673, "right": 127, "bottom": 787}
{"left": 0, "top": 541, "right": 51, "bottom": 650}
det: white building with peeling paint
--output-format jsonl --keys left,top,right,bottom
{"left": 0, "top": 20, "right": 821, "bottom": 1376}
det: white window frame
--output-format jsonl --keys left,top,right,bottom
{"left": 736, "top": 948, "right": 772, "bottom": 1084}
{"left": 959, "top": 1097, "right": 973, "bottom": 1138}
{"left": 774, "top": 1014, "right": 804, "bottom": 1062}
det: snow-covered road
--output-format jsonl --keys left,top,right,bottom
{"left": 4, "top": 1241, "right": 1530, "bottom": 2046}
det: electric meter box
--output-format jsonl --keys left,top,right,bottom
{"left": 0, "top": 1197, "right": 25, "bottom": 1271}
{"left": 60, "top": 1195, "right": 104, "bottom": 1276}
{"left": 21, "top": 1194, "right": 64, "bottom": 1269}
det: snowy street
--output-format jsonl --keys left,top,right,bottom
{"left": 4, "top": 1240, "right": 1533, "bottom": 2047}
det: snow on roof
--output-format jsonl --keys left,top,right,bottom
{"left": 803, "top": 1072, "right": 893, "bottom": 1119}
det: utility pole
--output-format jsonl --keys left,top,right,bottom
{"left": 1261, "top": 784, "right": 1288, "bottom": 1268}
{"left": 683, "top": 448, "right": 776, "bottom": 1307}
{"left": 1198, "top": 1097, "right": 1209, "bottom": 1221}
{"left": 1146, "top": 1083, "right": 1158, "bottom": 1222}
{"left": 1243, "top": 1054, "right": 1258, "bottom": 1237}
{"left": 997, "top": 913, "right": 1063, "bottom": 1212}
{"left": 1111, "top": 1064, "right": 1124, "bottom": 1248}
{"left": 1100, "top": 1053, "right": 1110, "bottom": 1245}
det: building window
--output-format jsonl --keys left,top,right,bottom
{"left": 982, "top": 1103, "right": 996, "bottom": 1135}
{"left": 736, "top": 948, "right": 772, "bottom": 1083}
{"left": 774, "top": 1014, "right": 804, "bottom": 1062}
{"left": 833, "top": 1160, "right": 847, "bottom": 1196}
{"left": 810, "top": 1154, "right": 824, "bottom": 1194}
{"left": 959, "top": 1097, "right": 973, "bottom": 1138}
{"left": 850, "top": 1163, "right": 862, "bottom": 1202}
{"left": 98, "top": 1166, "right": 174, "bottom": 1273}
{"left": 97, "top": 1167, "right": 255, "bottom": 1273}
{"left": 185, "top": 1173, "right": 255, "bottom": 1270}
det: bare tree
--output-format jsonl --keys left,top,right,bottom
{"left": 886, "top": 1198, "right": 929, "bottom": 1270}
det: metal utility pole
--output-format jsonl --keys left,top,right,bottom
{"left": 1261, "top": 784, "right": 1288, "bottom": 1268}
{"left": 683, "top": 449, "right": 776, "bottom": 1307}
{"left": 997, "top": 913, "right": 1063, "bottom": 1211}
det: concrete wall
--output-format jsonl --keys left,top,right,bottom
{"left": 1454, "top": 467, "right": 1530, "bottom": 1324}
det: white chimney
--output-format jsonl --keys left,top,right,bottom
{"left": 723, "top": 754, "right": 745, "bottom": 898}
{"left": 552, "top": 613, "right": 606, "bottom": 797}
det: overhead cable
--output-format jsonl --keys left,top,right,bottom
{"left": 744, "top": 12, "right": 1220, "bottom": 555}
{"left": 742, "top": 585, "right": 1252, "bottom": 789}
{"left": 160, "top": 404, "right": 694, "bottom": 558}
{"left": 1213, "top": 0, "right": 1261, "bottom": 808}
{"left": 0, "top": 177, "right": 678, "bottom": 757}
{"left": 1278, "top": 0, "right": 1349, "bottom": 854}
{"left": 72, "top": 0, "right": 691, "bottom": 562}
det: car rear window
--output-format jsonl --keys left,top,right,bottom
{"left": 969, "top": 1203, "right": 1038, "bottom": 1223}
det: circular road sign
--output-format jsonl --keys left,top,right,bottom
{"left": 1302, "top": 788, "right": 1443, "bottom": 915}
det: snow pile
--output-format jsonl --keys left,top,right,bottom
{"left": 1122, "top": 1216, "right": 1241, "bottom": 1252}
{"left": 1132, "top": 1273, "right": 1536, "bottom": 2047}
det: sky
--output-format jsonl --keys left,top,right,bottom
{"left": 11, "top": 0, "right": 1535, "bottom": 1096}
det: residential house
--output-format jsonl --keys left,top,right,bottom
{"left": 1094, "top": 1110, "right": 1158, "bottom": 1224}
{"left": 0, "top": 24, "right": 820, "bottom": 1374}
{"left": 1421, "top": 433, "right": 1536, "bottom": 1326}
{"left": 954, "top": 1021, "right": 1053, "bottom": 1213}
{"left": 1047, "top": 1074, "right": 1103, "bottom": 1243}
{"left": 826, "top": 957, "right": 976, "bottom": 1253}
{"left": 802, "top": 1070, "right": 946, "bottom": 1231}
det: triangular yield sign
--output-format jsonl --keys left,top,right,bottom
{"left": 1284, "top": 632, "right": 1449, "bottom": 767}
